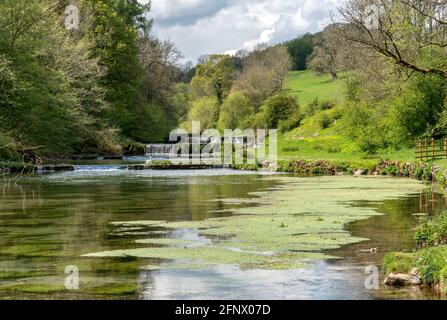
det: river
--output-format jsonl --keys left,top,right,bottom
{"left": 0, "top": 163, "right": 444, "bottom": 300}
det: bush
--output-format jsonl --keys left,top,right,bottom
{"left": 342, "top": 101, "right": 388, "bottom": 153}
{"left": 261, "top": 94, "right": 299, "bottom": 129}
{"left": 304, "top": 99, "right": 319, "bottom": 117}
{"left": 319, "top": 100, "right": 336, "bottom": 111}
{"left": 319, "top": 113, "right": 332, "bottom": 129}
{"left": 415, "top": 212, "right": 447, "bottom": 248}
{"left": 278, "top": 110, "right": 302, "bottom": 133}
{"left": 282, "top": 146, "right": 300, "bottom": 152}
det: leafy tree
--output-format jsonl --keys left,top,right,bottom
{"left": 182, "top": 97, "right": 219, "bottom": 131}
{"left": 191, "top": 55, "right": 236, "bottom": 104}
{"left": 89, "top": 0, "right": 150, "bottom": 140}
{"left": 0, "top": 0, "right": 117, "bottom": 157}
{"left": 261, "top": 94, "right": 299, "bottom": 129}
{"left": 286, "top": 33, "right": 315, "bottom": 71}
{"left": 217, "top": 92, "right": 254, "bottom": 130}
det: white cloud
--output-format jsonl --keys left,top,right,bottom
{"left": 143, "top": 0, "right": 343, "bottom": 62}
{"left": 243, "top": 28, "right": 276, "bottom": 50}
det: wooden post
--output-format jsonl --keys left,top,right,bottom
{"left": 432, "top": 139, "right": 435, "bottom": 159}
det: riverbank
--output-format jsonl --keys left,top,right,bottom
{"left": 0, "top": 162, "right": 75, "bottom": 175}
{"left": 382, "top": 206, "right": 447, "bottom": 295}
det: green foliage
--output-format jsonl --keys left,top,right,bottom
{"left": 278, "top": 111, "right": 302, "bottom": 134}
{"left": 0, "top": 0, "right": 120, "bottom": 158}
{"left": 383, "top": 246, "right": 447, "bottom": 287}
{"left": 90, "top": 0, "right": 151, "bottom": 141}
{"left": 261, "top": 94, "right": 299, "bottom": 129}
{"left": 217, "top": 92, "right": 254, "bottom": 130}
{"left": 0, "top": 133, "right": 19, "bottom": 161}
{"left": 415, "top": 212, "right": 447, "bottom": 248}
{"left": 342, "top": 101, "right": 388, "bottom": 153}
{"left": 319, "top": 114, "right": 332, "bottom": 130}
{"left": 286, "top": 33, "right": 315, "bottom": 71}
{"left": 393, "top": 74, "right": 447, "bottom": 140}
{"left": 183, "top": 97, "right": 219, "bottom": 131}
{"left": 383, "top": 252, "right": 416, "bottom": 275}
{"left": 192, "top": 55, "right": 236, "bottom": 104}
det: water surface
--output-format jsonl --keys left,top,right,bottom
{"left": 0, "top": 167, "right": 443, "bottom": 300}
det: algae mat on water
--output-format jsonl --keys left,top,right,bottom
{"left": 83, "top": 177, "right": 427, "bottom": 270}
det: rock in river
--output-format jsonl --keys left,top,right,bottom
{"left": 384, "top": 269, "right": 422, "bottom": 287}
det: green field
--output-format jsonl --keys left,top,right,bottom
{"left": 283, "top": 70, "right": 347, "bottom": 106}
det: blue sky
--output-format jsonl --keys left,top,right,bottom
{"left": 139, "top": 0, "right": 341, "bottom": 62}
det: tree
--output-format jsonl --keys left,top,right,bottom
{"left": 217, "top": 92, "right": 254, "bottom": 130}
{"left": 308, "top": 24, "right": 350, "bottom": 79}
{"left": 286, "top": 33, "right": 316, "bottom": 71}
{"left": 234, "top": 45, "right": 292, "bottom": 108}
{"left": 261, "top": 94, "right": 299, "bottom": 129}
{"left": 338, "top": 0, "right": 447, "bottom": 78}
{"left": 0, "top": 0, "right": 118, "bottom": 157}
{"left": 89, "top": 0, "right": 151, "bottom": 140}
{"left": 191, "top": 55, "right": 236, "bottom": 104}
{"left": 138, "top": 37, "right": 183, "bottom": 102}
{"left": 183, "top": 97, "right": 219, "bottom": 131}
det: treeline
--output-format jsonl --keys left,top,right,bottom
{"left": 0, "top": 0, "right": 186, "bottom": 161}
{"left": 179, "top": 45, "right": 302, "bottom": 134}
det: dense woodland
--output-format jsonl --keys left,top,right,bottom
{"left": 2, "top": 0, "right": 447, "bottom": 161}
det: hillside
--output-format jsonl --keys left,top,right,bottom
{"left": 279, "top": 71, "right": 415, "bottom": 165}
{"left": 283, "top": 70, "right": 347, "bottom": 106}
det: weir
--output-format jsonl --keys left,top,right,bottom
{"left": 146, "top": 144, "right": 175, "bottom": 156}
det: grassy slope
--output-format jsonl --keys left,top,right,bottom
{"left": 279, "top": 71, "right": 417, "bottom": 166}
{"left": 283, "top": 70, "right": 347, "bottom": 106}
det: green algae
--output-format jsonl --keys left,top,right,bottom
{"left": 84, "top": 177, "right": 427, "bottom": 270}
{"left": 87, "top": 284, "right": 138, "bottom": 296}
{"left": 0, "top": 284, "right": 67, "bottom": 294}
{"left": 0, "top": 270, "right": 51, "bottom": 280}
{"left": 0, "top": 243, "right": 64, "bottom": 257}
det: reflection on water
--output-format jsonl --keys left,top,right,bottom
{"left": 0, "top": 168, "right": 444, "bottom": 300}
{"left": 142, "top": 262, "right": 375, "bottom": 300}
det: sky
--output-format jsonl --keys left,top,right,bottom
{"left": 139, "top": 0, "right": 342, "bottom": 63}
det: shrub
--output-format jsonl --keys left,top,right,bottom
{"left": 319, "top": 114, "right": 332, "bottom": 129}
{"left": 261, "top": 93, "right": 299, "bottom": 129}
{"left": 319, "top": 100, "right": 336, "bottom": 111}
{"left": 304, "top": 98, "right": 319, "bottom": 117}
{"left": 278, "top": 109, "right": 302, "bottom": 133}
{"left": 415, "top": 213, "right": 447, "bottom": 248}
{"left": 282, "top": 146, "right": 300, "bottom": 152}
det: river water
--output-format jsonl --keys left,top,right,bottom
{"left": 0, "top": 164, "right": 444, "bottom": 300}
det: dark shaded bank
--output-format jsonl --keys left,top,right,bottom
{"left": 0, "top": 162, "right": 75, "bottom": 174}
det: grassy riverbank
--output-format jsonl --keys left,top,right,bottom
{"left": 383, "top": 212, "right": 447, "bottom": 294}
